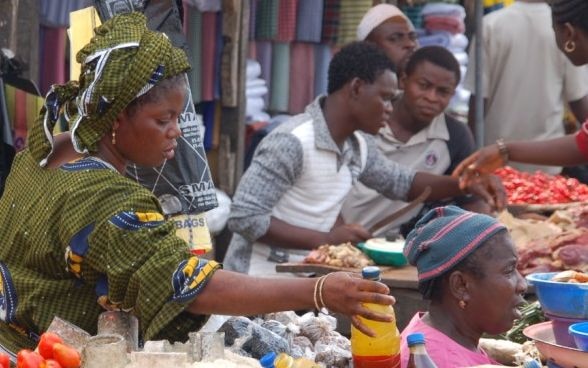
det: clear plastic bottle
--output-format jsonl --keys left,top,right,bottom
{"left": 406, "top": 332, "right": 438, "bottom": 368}
{"left": 351, "top": 266, "right": 401, "bottom": 368}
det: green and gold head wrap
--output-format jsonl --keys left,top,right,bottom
{"left": 29, "top": 12, "right": 190, "bottom": 166}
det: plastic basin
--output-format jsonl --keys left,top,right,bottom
{"left": 544, "top": 312, "right": 585, "bottom": 348}
{"left": 569, "top": 322, "right": 588, "bottom": 352}
{"left": 357, "top": 238, "right": 407, "bottom": 267}
{"left": 526, "top": 272, "right": 588, "bottom": 319}
{"left": 523, "top": 321, "right": 588, "bottom": 368}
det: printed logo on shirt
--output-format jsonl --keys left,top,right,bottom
{"left": 424, "top": 150, "right": 439, "bottom": 169}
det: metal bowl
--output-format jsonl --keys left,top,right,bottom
{"left": 526, "top": 272, "right": 588, "bottom": 319}
{"left": 523, "top": 321, "right": 588, "bottom": 368}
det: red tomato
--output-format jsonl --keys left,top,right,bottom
{"left": 40, "top": 359, "right": 62, "bottom": 368}
{"left": 52, "top": 344, "right": 80, "bottom": 368}
{"left": 16, "top": 350, "right": 45, "bottom": 368}
{"left": 0, "top": 353, "right": 10, "bottom": 368}
{"left": 37, "top": 333, "right": 64, "bottom": 360}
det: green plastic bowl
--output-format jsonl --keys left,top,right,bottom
{"left": 357, "top": 238, "right": 408, "bottom": 267}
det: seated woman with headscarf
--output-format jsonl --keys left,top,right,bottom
{"left": 399, "top": 206, "right": 528, "bottom": 368}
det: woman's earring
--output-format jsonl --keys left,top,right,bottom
{"left": 459, "top": 300, "right": 467, "bottom": 310}
{"left": 111, "top": 130, "right": 116, "bottom": 145}
{"left": 564, "top": 40, "right": 576, "bottom": 53}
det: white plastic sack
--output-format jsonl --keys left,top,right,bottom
{"left": 205, "top": 189, "right": 231, "bottom": 235}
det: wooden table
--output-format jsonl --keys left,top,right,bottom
{"left": 276, "top": 263, "right": 428, "bottom": 332}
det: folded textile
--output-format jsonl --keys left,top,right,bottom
{"left": 453, "top": 51, "right": 468, "bottom": 66}
{"left": 424, "top": 16, "right": 465, "bottom": 34}
{"left": 418, "top": 32, "right": 451, "bottom": 48}
{"left": 450, "top": 33, "right": 469, "bottom": 50}
{"left": 246, "top": 85, "right": 269, "bottom": 98}
{"left": 247, "top": 111, "right": 271, "bottom": 124}
{"left": 247, "top": 96, "right": 266, "bottom": 114}
{"left": 246, "top": 59, "right": 262, "bottom": 79}
{"left": 421, "top": 3, "right": 466, "bottom": 19}
{"left": 246, "top": 78, "right": 267, "bottom": 88}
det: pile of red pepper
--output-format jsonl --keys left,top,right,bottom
{"left": 495, "top": 166, "right": 588, "bottom": 204}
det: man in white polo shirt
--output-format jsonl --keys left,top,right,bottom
{"left": 342, "top": 46, "right": 490, "bottom": 238}
{"left": 223, "top": 42, "right": 504, "bottom": 276}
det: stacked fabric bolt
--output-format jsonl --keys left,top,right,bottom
{"left": 245, "top": 59, "right": 270, "bottom": 124}
{"left": 421, "top": 2, "right": 466, "bottom": 35}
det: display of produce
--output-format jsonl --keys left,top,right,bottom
{"left": 495, "top": 166, "right": 588, "bottom": 204}
{"left": 9, "top": 332, "right": 81, "bottom": 368}
{"left": 498, "top": 208, "right": 588, "bottom": 275}
{"left": 551, "top": 270, "right": 588, "bottom": 283}
{"left": 304, "top": 243, "right": 374, "bottom": 269}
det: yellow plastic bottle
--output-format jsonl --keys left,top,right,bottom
{"left": 350, "top": 266, "right": 401, "bottom": 368}
{"left": 273, "top": 353, "right": 321, "bottom": 368}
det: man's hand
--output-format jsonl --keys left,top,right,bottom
{"left": 461, "top": 173, "right": 507, "bottom": 212}
{"left": 452, "top": 144, "right": 505, "bottom": 184}
{"left": 326, "top": 224, "right": 372, "bottom": 245}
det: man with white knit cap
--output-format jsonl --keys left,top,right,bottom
{"left": 357, "top": 3, "right": 418, "bottom": 73}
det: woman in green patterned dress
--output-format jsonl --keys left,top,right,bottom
{"left": 0, "top": 13, "right": 394, "bottom": 358}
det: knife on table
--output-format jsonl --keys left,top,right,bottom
{"left": 368, "top": 186, "right": 432, "bottom": 235}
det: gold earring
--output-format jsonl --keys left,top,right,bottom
{"left": 111, "top": 130, "right": 116, "bottom": 145}
{"left": 564, "top": 40, "right": 576, "bottom": 53}
{"left": 459, "top": 300, "right": 467, "bottom": 310}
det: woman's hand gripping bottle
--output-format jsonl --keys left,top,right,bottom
{"left": 351, "top": 266, "right": 400, "bottom": 368}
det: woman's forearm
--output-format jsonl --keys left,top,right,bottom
{"left": 186, "top": 270, "right": 315, "bottom": 316}
{"left": 507, "top": 135, "right": 586, "bottom": 167}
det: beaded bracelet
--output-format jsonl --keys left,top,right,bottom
{"left": 496, "top": 138, "right": 509, "bottom": 163}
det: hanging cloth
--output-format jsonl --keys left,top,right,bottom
{"left": 313, "top": 44, "right": 332, "bottom": 97}
{"left": 255, "top": 0, "right": 279, "bottom": 40}
{"left": 337, "top": 0, "right": 371, "bottom": 46}
{"left": 296, "top": 0, "right": 324, "bottom": 43}
{"left": 322, "top": 0, "right": 341, "bottom": 44}
{"left": 269, "top": 42, "right": 290, "bottom": 112}
{"left": 288, "top": 43, "right": 314, "bottom": 114}
{"left": 275, "top": 0, "right": 298, "bottom": 42}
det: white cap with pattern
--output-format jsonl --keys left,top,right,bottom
{"left": 356, "top": 4, "right": 413, "bottom": 41}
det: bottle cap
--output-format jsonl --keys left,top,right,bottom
{"left": 260, "top": 352, "right": 277, "bottom": 368}
{"left": 407, "top": 332, "right": 426, "bottom": 346}
{"left": 362, "top": 266, "right": 381, "bottom": 280}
